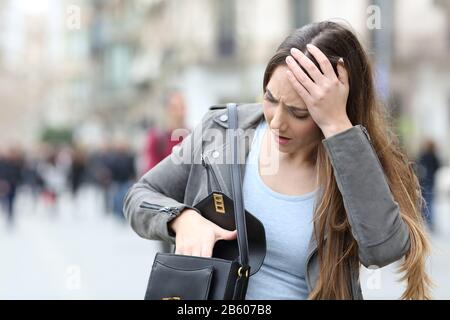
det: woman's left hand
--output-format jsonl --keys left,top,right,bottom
{"left": 285, "top": 44, "right": 353, "bottom": 138}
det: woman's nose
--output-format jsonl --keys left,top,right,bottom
{"left": 270, "top": 105, "right": 288, "bottom": 132}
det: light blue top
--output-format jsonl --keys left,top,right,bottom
{"left": 243, "top": 119, "right": 318, "bottom": 300}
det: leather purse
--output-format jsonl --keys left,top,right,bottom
{"left": 144, "top": 103, "right": 266, "bottom": 300}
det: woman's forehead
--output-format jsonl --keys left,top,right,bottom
{"left": 267, "top": 66, "right": 305, "bottom": 107}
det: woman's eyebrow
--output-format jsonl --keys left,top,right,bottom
{"left": 266, "top": 89, "right": 309, "bottom": 112}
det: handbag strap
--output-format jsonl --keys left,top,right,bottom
{"left": 227, "top": 103, "right": 250, "bottom": 273}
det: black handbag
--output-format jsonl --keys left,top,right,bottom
{"left": 144, "top": 103, "right": 266, "bottom": 300}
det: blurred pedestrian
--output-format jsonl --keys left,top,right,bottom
{"left": 21, "top": 152, "right": 45, "bottom": 203}
{"left": 69, "top": 146, "right": 87, "bottom": 198}
{"left": 0, "top": 147, "right": 24, "bottom": 227}
{"left": 37, "top": 147, "right": 70, "bottom": 216}
{"left": 417, "top": 139, "right": 442, "bottom": 232}
{"left": 144, "top": 90, "right": 190, "bottom": 172}
{"left": 85, "top": 143, "right": 114, "bottom": 215}
{"left": 111, "top": 140, "right": 136, "bottom": 222}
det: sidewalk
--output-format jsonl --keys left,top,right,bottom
{"left": 1, "top": 186, "right": 449, "bottom": 299}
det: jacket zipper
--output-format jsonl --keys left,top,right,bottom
{"left": 140, "top": 202, "right": 163, "bottom": 210}
{"left": 140, "top": 201, "right": 180, "bottom": 216}
{"left": 201, "top": 153, "right": 223, "bottom": 192}
{"left": 359, "top": 125, "right": 387, "bottom": 179}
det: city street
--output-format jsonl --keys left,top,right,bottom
{"left": 0, "top": 186, "right": 160, "bottom": 300}
{"left": 1, "top": 186, "right": 449, "bottom": 300}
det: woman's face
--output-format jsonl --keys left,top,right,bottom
{"left": 263, "top": 65, "right": 322, "bottom": 157}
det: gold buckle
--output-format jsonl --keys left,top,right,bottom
{"left": 162, "top": 296, "right": 181, "bottom": 300}
{"left": 213, "top": 193, "right": 225, "bottom": 214}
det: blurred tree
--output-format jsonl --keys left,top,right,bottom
{"left": 41, "top": 127, "right": 73, "bottom": 146}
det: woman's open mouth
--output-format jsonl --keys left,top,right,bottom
{"left": 272, "top": 132, "right": 292, "bottom": 145}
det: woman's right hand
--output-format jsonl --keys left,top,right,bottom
{"left": 169, "top": 208, "right": 237, "bottom": 258}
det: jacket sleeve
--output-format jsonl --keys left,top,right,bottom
{"left": 123, "top": 112, "right": 213, "bottom": 244}
{"left": 322, "top": 125, "right": 411, "bottom": 268}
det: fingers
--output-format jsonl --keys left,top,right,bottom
{"left": 286, "top": 45, "right": 348, "bottom": 107}
{"left": 175, "top": 242, "right": 198, "bottom": 256}
{"left": 305, "top": 44, "right": 337, "bottom": 80}
{"left": 286, "top": 70, "right": 313, "bottom": 106}
{"left": 177, "top": 243, "right": 213, "bottom": 258}
{"left": 174, "top": 228, "right": 237, "bottom": 258}
{"left": 201, "top": 245, "right": 213, "bottom": 258}
{"left": 174, "top": 237, "right": 181, "bottom": 254}
{"left": 285, "top": 55, "right": 317, "bottom": 94}
{"left": 191, "top": 247, "right": 202, "bottom": 257}
{"left": 290, "top": 48, "right": 325, "bottom": 84}
{"left": 220, "top": 229, "right": 238, "bottom": 241}
{"left": 174, "top": 241, "right": 187, "bottom": 255}
{"left": 337, "top": 58, "right": 349, "bottom": 86}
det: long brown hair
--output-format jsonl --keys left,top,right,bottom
{"left": 263, "top": 21, "right": 432, "bottom": 299}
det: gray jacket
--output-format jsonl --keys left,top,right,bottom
{"left": 123, "top": 102, "right": 410, "bottom": 299}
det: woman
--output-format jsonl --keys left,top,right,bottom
{"left": 124, "top": 21, "right": 432, "bottom": 299}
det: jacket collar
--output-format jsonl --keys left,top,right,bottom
{"left": 212, "top": 102, "right": 264, "bottom": 130}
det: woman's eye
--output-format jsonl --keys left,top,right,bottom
{"left": 289, "top": 110, "right": 309, "bottom": 119}
{"left": 264, "top": 96, "right": 277, "bottom": 104}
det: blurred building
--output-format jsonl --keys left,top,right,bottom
{"left": 87, "top": 0, "right": 371, "bottom": 129}
{"left": 391, "top": 0, "right": 450, "bottom": 164}
{"left": 0, "top": 0, "right": 93, "bottom": 149}
{"left": 0, "top": 0, "right": 448, "bottom": 164}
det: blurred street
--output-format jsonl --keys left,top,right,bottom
{"left": 361, "top": 233, "right": 450, "bottom": 300}
{"left": 1, "top": 185, "right": 449, "bottom": 300}
{"left": 0, "top": 186, "right": 160, "bottom": 300}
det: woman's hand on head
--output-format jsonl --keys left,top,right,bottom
{"left": 285, "top": 44, "right": 353, "bottom": 138}
{"left": 169, "top": 208, "right": 238, "bottom": 258}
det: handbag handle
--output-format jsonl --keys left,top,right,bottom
{"left": 227, "top": 103, "right": 250, "bottom": 274}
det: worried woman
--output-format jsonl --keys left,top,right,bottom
{"left": 124, "top": 21, "right": 432, "bottom": 300}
